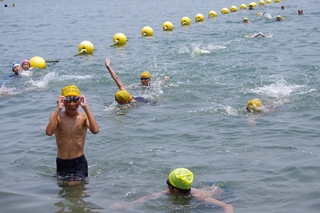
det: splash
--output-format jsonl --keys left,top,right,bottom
{"left": 178, "top": 43, "right": 226, "bottom": 57}
{"left": 0, "top": 83, "right": 14, "bottom": 96}
{"left": 252, "top": 79, "right": 304, "bottom": 98}
{"left": 26, "top": 72, "right": 58, "bottom": 89}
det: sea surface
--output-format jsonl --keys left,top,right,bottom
{"left": 1, "top": 0, "right": 319, "bottom": 212}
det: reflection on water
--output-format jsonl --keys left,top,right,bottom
{"left": 55, "top": 183, "right": 103, "bottom": 213}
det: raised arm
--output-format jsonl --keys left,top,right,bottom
{"left": 104, "top": 58, "right": 126, "bottom": 90}
{"left": 45, "top": 96, "right": 64, "bottom": 136}
{"left": 80, "top": 95, "right": 99, "bottom": 134}
{"left": 162, "top": 76, "right": 169, "bottom": 84}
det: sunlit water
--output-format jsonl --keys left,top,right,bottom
{"left": 1, "top": 0, "right": 319, "bottom": 212}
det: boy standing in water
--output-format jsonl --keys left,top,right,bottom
{"left": 46, "top": 85, "right": 99, "bottom": 182}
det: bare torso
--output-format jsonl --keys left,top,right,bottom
{"left": 55, "top": 111, "right": 88, "bottom": 159}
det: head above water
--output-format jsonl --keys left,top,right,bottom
{"left": 140, "top": 71, "right": 151, "bottom": 86}
{"left": 298, "top": 9, "right": 303, "bottom": 15}
{"left": 115, "top": 90, "right": 132, "bottom": 104}
{"left": 61, "top": 85, "right": 81, "bottom": 97}
{"left": 276, "top": 15, "right": 282, "bottom": 21}
{"left": 168, "top": 168, "right": 194, "bottom": 190}
{"left": 247, "top": 98, "right": 263, "bottom": 112}
{"left": 243, "top": 17, "right": 248, "bottom": 23}
{"left": 21, "top": 60, "right": 30, "bottom": 66}
{"left": 12, "top": 62, "right": 21, "bottom": 71}
{"left": 140, "top": 71, "right": 151, "bottom": 79}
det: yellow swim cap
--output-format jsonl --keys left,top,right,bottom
{"left": 61, "top": 85, "right": 80, "bottom": 97}
{"left": 244, "top": 17, "right": 248, "bottom": 21}
{"left": 247, "top": 98, "right": 263, "bottom": 112}
{"left": 168, "top": 168, "right": 193, "bottom": 190}
{"left": 115, "top": 90, "right": 132, "bottom": 104}
{"left": 140, "top": 71, "right": 151, "bottom": 79}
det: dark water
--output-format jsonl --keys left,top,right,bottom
{"left": 1, "top": 0, "right": 319, "bottom": 212}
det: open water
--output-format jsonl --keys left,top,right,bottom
{"left": 1, "top": 0, "right": 319, "bottom": 212}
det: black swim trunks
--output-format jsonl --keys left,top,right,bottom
{"left": 134, "top": 96, "right": 149, "bottom": 103}
{"left": 56, "top": 155, "right": 88, "bottom": 181}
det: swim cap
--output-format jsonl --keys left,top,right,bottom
{"left": 244, "top": 17, "right": 248, "bottom": 21}
{"left": 12, "top": 62, "right": 20, "bottom": 70}
{"left": 168, "top": 168, "right": 194, "bottom": 190}
{"left": 247, "top": 98, "right": 262, "bottom": 112}
{"left": 277, "top": 15, "right": 281, "bottom": 18}
{"left": 61, "top": 85, "right": 81, "bottom": 97}
{"left": 115, "top": 90, "right": 132, "bottom": 104}
{"left": 21, "top": 60, "right": 30, "bottom": 66}
{"left": 140, "top": 71, "right": 151, "bottom": 79}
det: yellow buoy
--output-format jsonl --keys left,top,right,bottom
{"left": 240, "top": 4, "right": 247, "bottom": 9}
{"left": 141, "top": 26, "right": 153, "bottom": 36}
{"left": 259, "top": 0, "right": 265, "bottom": 6}
{"left": 195, "top": 13, "right": 204, "bottom": 22}
{"left": 251, "top": 2, "right": 257, "bottom": 7}
{"left": 230, "top": 6, "right": 238, "bottom": 12}
{"left": 162, "top": 21, "right": 174, "bottom": 31}
{"left": 221, "top": 8, "right": 229, "bottom": 14}
{"left": 266, "top": 0, "right": 272, "bottom": 3}
{"left": 30, "top": 56, "right": 46, "bottom": 69}
{"left": 112, "top": 33, "right": 127, "bottom": 46}
{"left": 274, "top": 0, "right": 280, "bottom": 3}
{"left": 181, "top": 16, "right": 191, "bottom": 26}
{"left": 78, "top": 40, "right": 94, "bottom": 54}
{"left": 208, "top": 10, "right": 217, "bottom": 18}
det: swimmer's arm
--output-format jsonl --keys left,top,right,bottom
{"left": 46, "top": 110, "right": 61, "bottom": 136}
{"left": 46, "top": 96, "right": 64, "bottom": 136}
{"left": 161, "top": 76, "right": 169, "bottom": 84}
{"left": 104, "top": 58, "right": 126, "bottom": 91}
{"left": 200, "top": 196, "right": 234, "bottom": 213}
{"left": 129, "top": 190, "right": 167, "bottom": 205}
{"left": 110, "top": 190, "right": 167, "bottom": 210}
{"left": 80, "top": 95, "right": 99, "bottom": 134}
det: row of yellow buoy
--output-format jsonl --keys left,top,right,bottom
{"left": 29, "top": 0, "right": 284, "bottom": 69}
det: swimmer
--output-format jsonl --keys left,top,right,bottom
{"left": 11, "top": 62, "right": 21, "bottom": 75}
{"left": 249, "top": 4, "right": 253, "bottom": 10}
{"left": 246, "top": 98, "right": 278, "bottom": 125}
{"left": 111, "top": 168, "right": 234, "bottom": 213}
{"left": 251, "top": 32, "right": 266, "bottom": 38}
{"left": 46, "top": 85, "right": 99, "bottom": 183}
{"left": 276, "top": 15, "right": 282, "bottom": 21}
{"left": 247, "top": 98, "right": 263, "bottom": 113}
{"left": 140, "top": 71, "right": 169, "bottom": 87}
{"left": 298, "top": 9, "right": 303, "bottom": 15}
{"left": 104, "top": 58, "right": 150, "bottom": 106}
{"left": 243, "top": 17, "right": 249, "bottom": 23}
{"left": 281, "top": 6, "right": 285, "bottom": 10}
{"left": 21, "top": 60, "right": 32, "bottom": 71}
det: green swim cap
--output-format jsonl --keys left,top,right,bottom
{"left": 168, "top": 168, "right": 193, "bottom": 190}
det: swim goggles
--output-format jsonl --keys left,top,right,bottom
{"left": 140, "top": 78, "right": 149, "bottom": 80}
{"left": 65, "top": 96, "right": 80, "bottom": 102}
